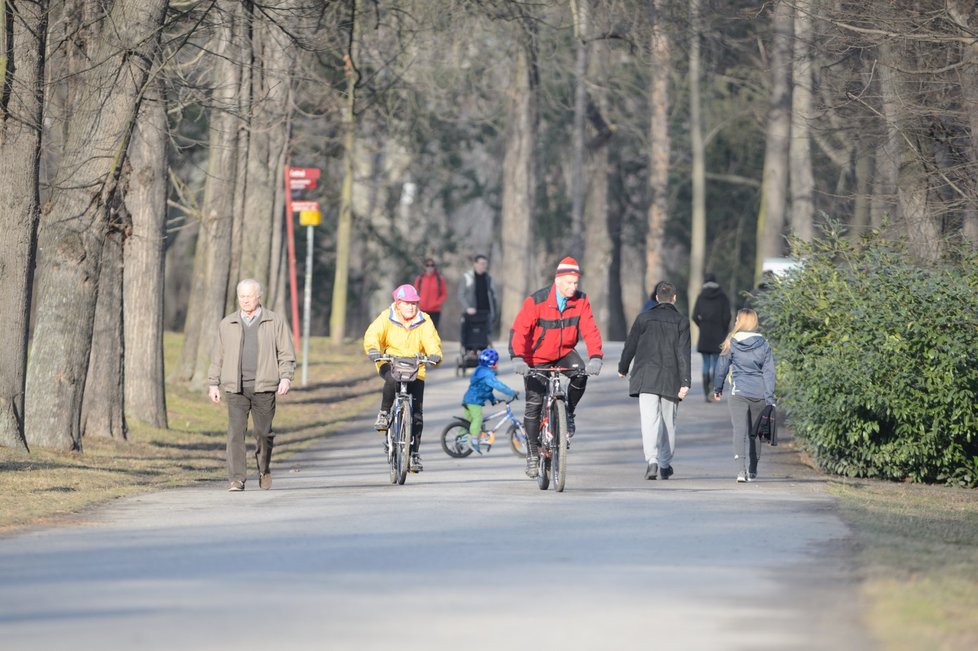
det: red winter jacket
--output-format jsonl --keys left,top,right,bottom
{"left": 508, "top": 285, "right": 604, "bottom": 366}
{"left": 414, "top": 271, "right": 447, "bottom": 313}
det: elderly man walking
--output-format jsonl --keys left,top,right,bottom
{"left": 618, "top": 281, "right": 691, "bottom": 480}
{"left": 208, "top": 279, "right": 295, "bottom": 492}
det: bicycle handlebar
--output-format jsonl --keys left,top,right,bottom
{"left": 526, "top": 366, "right": 590, "bottom": 377}
{"left": 377, "top": 353, "right": 437, "bottom": 365}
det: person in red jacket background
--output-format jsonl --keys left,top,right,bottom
{"left": 413, "top": 258, "right": 448, "bottom": 330}
{"left": 509, "top": 256, "right": 604, "bottom": 478}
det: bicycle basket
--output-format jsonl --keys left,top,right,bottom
{"left": 389, "top": 356, "right": 421, "bottom": 382}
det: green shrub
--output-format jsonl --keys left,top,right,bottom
{"left": 754, "top": 228, "right": 978, "bottom": 487}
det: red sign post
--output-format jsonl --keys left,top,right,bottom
{"left": 283, "top": 166, "right": 321, "bottom": 348}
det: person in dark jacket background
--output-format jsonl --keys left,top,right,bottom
{"left": 692, "top": 273, "right": 731, "bottom": 402}
{"left": 618, "top": 282, "right": 691, "bottom": 480}
{"left": 713, "top": 308, "right": 776, "bottom": 483}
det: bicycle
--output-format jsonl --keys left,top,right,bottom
{"left": 440, "top": 395, "right": 527, "bottom": 458}
{"left": 526, "top": 366, "right": 585, "bottom": 493}
{"left": 377, "top": 354, "right": 433, "bottom": 485}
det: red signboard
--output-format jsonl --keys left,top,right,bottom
{"left": 292, "top": 200, "right": 319, "bottom": 213}
{"left": 290, "top": 178, "right": 317, "bottom": 190}
{"left": 289, "top": 167, "right": 321, "bottom": 180}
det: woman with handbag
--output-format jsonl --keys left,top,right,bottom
{"left": 712, "top": 308, "right": 776, "bottom": 482}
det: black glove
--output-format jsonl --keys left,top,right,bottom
{"left": 512, "top": 358, "right": 529, "bottom": 376}
{"left": 586, "top": 357, "right": 603, "bottom": 376}
{"left": 428, "top": 354, "right": 442, "bottom": 365}
{"left": 367, "top": 349, "right": 381, "bottom": 362}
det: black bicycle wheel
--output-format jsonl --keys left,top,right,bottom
{"left": 552, "top": 400, "right": 568, "bottom": 492}
{"left": 441, "top": 422, "right": 474, "bottom": 458}
{"left": 536, "top": 416, "right": 550, "bottom": 490}
{"left": 395, "top": 400, "right": 411, "bottom": 485}
{"left": 508, "top": 423, "right": 527, "bottom": 456}
{"left": 387, "top": 409, "right": 397, "bottom": 484}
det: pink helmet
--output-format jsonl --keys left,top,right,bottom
{"left": 392, "top": 284, "right": 421, "bottom": 302}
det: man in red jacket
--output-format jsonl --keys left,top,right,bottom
{"left": 509, "top": 257, "right": 604, "bottom": 477}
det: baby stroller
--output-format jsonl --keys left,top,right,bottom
{"left": 456, "top": 311, "right": 491, "bottom": 377}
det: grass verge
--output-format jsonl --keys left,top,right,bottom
{"left": 0, "top": 333, "right": 375, "bottom": 533}
{"left": 828, "top": 479, "right": 978, "bottom": 650}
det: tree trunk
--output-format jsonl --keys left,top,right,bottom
{"left": 82, "top": 227, "right": 128, "bottom": 440}
{"left": 499, "top": 41, "right": 539, "bottom": 332}
{"left": 947, "top": 2, "right": 978, "bottom": 245}
{"left": 789, "top": 0, "right": 815, "bottom": 244}
{"left": 688, "top": 0, "right": 706, "bottom": 328}
{"left": 331, "top": 0, "right": 359, "bottom": 344}
{"left": 878, "top": 41, "right": 940, "bottom": 260}
{"left": 0, "top": 1, "right": 47, "bottom": 450}
{"left": 583, "top": 37, "right": 611, "bottom": 335}
{"left": 25, "top": 0, "right": 168, "bottom": 451}
{"left": 754, "top": 0, "right": 793, "bottom": 283}
{"left": 849, "top": 137, "right": 874, "bottom": 244}
{"left": 644, "top": 0, "right": 670, "bottom": 301}
{"left": 123, "top": 78, "right": 168, "bottom": 429}
{"left": 177, "top": 1, "right": 243, "bottom": 386}
{"left": 569, "top": 0, "right": 588, "bottom": 261}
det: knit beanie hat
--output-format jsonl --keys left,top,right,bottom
{"left": 555, "top": 256, "right": 581, "bottom": 277}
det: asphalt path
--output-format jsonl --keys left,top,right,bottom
{"left": 0, "top": 341, "right": 875, "bottom": 650}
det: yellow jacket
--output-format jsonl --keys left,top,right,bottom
{"left": 363, "top": 305, "right": 443, "bottom": 380}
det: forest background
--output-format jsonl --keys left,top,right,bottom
{"left": 3, "top": 0, "right": 978, "bottom": 455}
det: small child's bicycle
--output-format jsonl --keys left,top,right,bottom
{"left": 440, "top": 396, "right": 527, "bottom": 458}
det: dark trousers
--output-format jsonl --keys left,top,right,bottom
{"left": 379, "top": 365, "right": 426, "bottom": 453}
{"left": 428, "top": 311, "right": 441, "bottom": 330}
{"left": 226, "top": 386, "right": 276, "bottom": 482}
{"left": 522, "top": 350, "right": 587, "bottom": 453}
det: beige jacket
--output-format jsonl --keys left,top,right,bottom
{"left": 207, "top": 307, "right": 296, "bottom": 393}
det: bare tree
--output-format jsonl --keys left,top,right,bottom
{"left": 0, "top": 0, "right": 48, "bottom": 450}
{"left": 81, "top": 220, "right": 128, "bottom": 440}
{"left": 25, "top": 0, "right": 169, "bottom": 450}
{"left": 123, "top": 78, "right": 168, "bottom": 428}
{"left": 754, "top": 0, "right": 793, "bottom": 282}
{"left": 330, "top": 0, "right": 359, "bottom": 344}
{"left": 789, "top": 0, "right": 814, "bottom": 243}
{"left": 498, "top": 18, "right": 539, "bottom": 332}
{"left": 687, "top": 0, "right": 705, "bottom": 323}
{"left": 644, "top": 0, "right": 670, "bottom": 302}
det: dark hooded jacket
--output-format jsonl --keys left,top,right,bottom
{"left": 617, "top": 302, "right": 691, "bottom": 399}
{"left": 713, "top": 332, "right": 775, "bottom": 404}
{"left": 692, "top": 282, "right": 731, "bottom": 353}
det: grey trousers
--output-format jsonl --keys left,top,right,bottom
{"left": 728, "top": 394, "right": 764, "bottom": 475}
{"left": 226, "top": 387, "right": 277, "bottom": 483}
{"left": 639, "top": 393, "right": 678, "bottom": 468}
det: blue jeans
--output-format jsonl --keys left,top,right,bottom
{"left": 701, "top": 352, "right": 719, "bottom": 381}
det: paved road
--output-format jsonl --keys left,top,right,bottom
{"left": 0, "top": 342, "right": 874, "bottom": 650}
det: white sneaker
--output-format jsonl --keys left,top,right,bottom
{"left": 736, "top": 472, "right": 747, "bottom": 483}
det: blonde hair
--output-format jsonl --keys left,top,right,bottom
{"left": 720, "top": 308, "right": 759, "bottom": 355}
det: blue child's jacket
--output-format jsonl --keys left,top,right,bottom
{"left": 463, "top": 365, "right": 517, "bottom": 406}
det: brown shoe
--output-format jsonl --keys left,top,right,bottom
{"left": 259, "top": 472, "right": 272, "bottom": 490}
{"left": 228, "top": 480, "right": 245, "bottom": 492}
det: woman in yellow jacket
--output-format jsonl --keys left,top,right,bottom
{"left": 364, "top": 284, "right": 443, "bottom": 472}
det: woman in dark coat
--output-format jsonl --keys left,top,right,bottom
{"left": 692, "top": 274, "right": 731, "bottom": 401}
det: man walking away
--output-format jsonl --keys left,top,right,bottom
{"left": 618, "top": 282, "right": 691, "bottom": 480}
{"left": 208, "top": 279, "right": 295, "bottom": 491}
{"left": 692, "top": 273, "right": 731, "bottom": 402}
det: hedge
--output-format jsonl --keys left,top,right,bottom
{"left": 754, "top": 228, "right": 978, "bottom": 487}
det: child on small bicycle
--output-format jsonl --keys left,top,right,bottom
{"left": 462, "top": 349, "right": 518, "bottom": 451}
{"left": 364, "top": 283, "right": 443, "bottom": 472}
